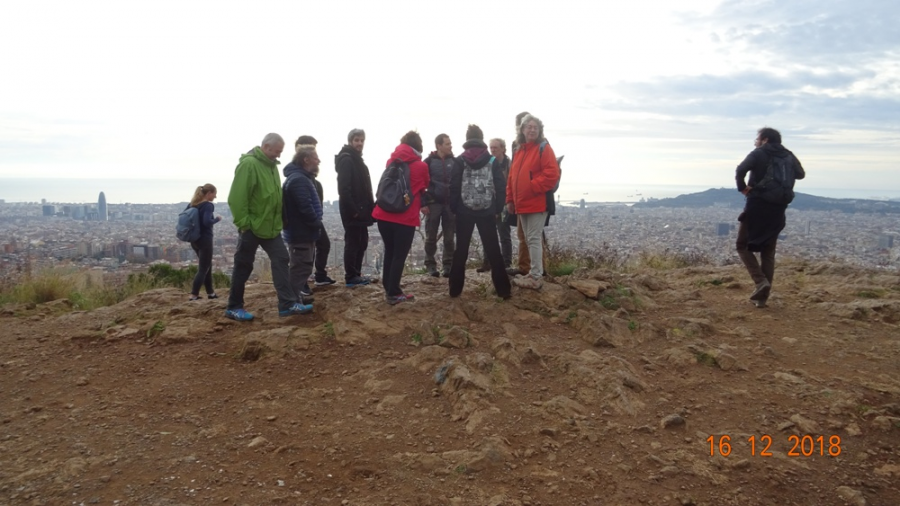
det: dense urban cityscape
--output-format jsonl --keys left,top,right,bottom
{"left": 1, "top": 188, "right": 898, "bottom": 291}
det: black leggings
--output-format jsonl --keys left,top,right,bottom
{"left": 377, "top": 220, "right": 416, "bottom": 297}
{"left": 190, "top": 236, "right": 215, "bottom": 295}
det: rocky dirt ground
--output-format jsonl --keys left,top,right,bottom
{"left": 1, "top": 259, "right": 899, "bottom": 506}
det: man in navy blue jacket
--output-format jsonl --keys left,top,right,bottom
{"left": 282, "top": 144, "right": 323, "bottom": 310}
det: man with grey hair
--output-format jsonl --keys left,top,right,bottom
{"left": 225, "top": 133, "right": 312, "bottom": 321}
{"left": 335, "top": 128, "right": 375, "bottom": 287}
{"left": 477, "top": 137, "right": 512, "bottom": 271}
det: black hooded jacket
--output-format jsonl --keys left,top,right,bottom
{"left": 735, "top": 142, "right": 806, "bottom": 251}
{"left": 449, "top": 139, "right": 507, "bottom": 218}
{"left": 335, "top": 145, "right": 375, "bottom": 227}
{"left": 735, "top": 143, "right": 805, "bottom": 195}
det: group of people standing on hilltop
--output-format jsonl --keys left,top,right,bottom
{"left": 183, "top": 112, "right": 562, "bottom": 321}
{"left": 184, "top": 115, "right": 804, "bottom": 320}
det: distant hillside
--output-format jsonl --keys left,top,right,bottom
{"left": 632, "top": 188, "right": 900, "bottom": 213}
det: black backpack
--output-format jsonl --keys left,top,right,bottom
{"left": 537, "top": 141, "right": 562, "bottom": 218}
{"left": 376, "top": 159, "right": 412, "bottom": 213}
{"left": 754, "top": 154, "right": 796, "bottom": 205}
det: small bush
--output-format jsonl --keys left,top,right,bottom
{"left": 0, "top": 265, "right": 231, "bottom": 313}
{"left": 545, "top": 243, "right": 627, "bottom": 275}
{"left": 633, "top": 249, "right": 711, "bottom": 270}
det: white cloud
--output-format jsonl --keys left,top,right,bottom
{"left": 0, "top": 0, "right": 898, "bottom": 202}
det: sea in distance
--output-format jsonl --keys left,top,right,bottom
{"left": 2, "top": 178, "right": 900, "bottom": 205}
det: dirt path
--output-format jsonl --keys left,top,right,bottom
{"left": 2, "top": 262, "right": 899, "bottom": 505}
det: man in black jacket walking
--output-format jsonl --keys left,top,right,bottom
{"left": 335, "top": 128, "right": 375, "bottom": 288}
{"left": 735, "top": 127, "right": 806, "bottom": 308}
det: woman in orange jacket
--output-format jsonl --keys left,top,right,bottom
{"left": 505, "top": 114, "right": 560, "bottom": 289}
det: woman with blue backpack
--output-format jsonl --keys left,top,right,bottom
{"left": 187, "top": 184, "right": 222, "bottom": 301}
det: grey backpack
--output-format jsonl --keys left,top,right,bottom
{"left": 460, "top": 156, "right": 496, "bottom": 211}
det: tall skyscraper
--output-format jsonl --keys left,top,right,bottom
{"left": 98, "top": 191, "right": 108, "bottom": 221}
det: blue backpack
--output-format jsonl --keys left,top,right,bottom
{"left": 176, "top": 205, "right": 201, "bottom": 242}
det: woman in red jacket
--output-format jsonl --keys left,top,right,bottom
{"left": 372, "top": 131, "right": 431, "bottom": 305}
{"left": 505, "top": 114, "right": 560, "bottom": 290}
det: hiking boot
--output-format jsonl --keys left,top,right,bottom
{"left": 207, "top": 293, "right": 219, "bottom": 299}
{"left": 300, "top": 284, "right": 313, "bottom": 297}
{"left": 750, "top": 280, "right": 771, "bottom": 301}
{"left": 441, "top": 268, "right": 451, "bottom": 278}
{"left": 224, "top": 308, "right": 254, "bottom": 322}
{"left": 753, "top": 299, "right": 768, "bottom": 308}
{"left": 506, "top": 267, "right": 523, "bottom": 276}
{"left": 299, "top": 293, "right": 314, "bottom": 304}
{"left": 428, "top": 269, "right": 440, "bottom": 278}
{"left": 279, "top": 302, "right": 313, "bottom": 317}
{"left": 345, "top": 276, "right": 370, "bottom": 288}
{"left": 314, "top": 275, "right": 336, "bottom": 286}
{"left": 386, "top": 293, "right": 414, "bottom": 305}
{"left": 189, "top": 295, "right": 201, "bottom": 301}
{"left": 513, "top": 276, "right": 543, "bottom": 290}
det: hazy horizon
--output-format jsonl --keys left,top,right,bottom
{"left": 3, "top": 177, "right": 899, "bottom": 205}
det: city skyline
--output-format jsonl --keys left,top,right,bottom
{"left": 1, "top": 0, "right": 898, "bottom": 199}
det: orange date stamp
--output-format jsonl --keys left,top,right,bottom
{"left": 707, "top": 434, "right": 842, "bottom": 457}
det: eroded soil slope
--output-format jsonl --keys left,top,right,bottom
{"left": 1, "top": 260, "right": 899, "bottom": 505}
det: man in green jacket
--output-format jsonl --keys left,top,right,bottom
{"left": 225, "top": 133, "right": 312, "bottom": 321}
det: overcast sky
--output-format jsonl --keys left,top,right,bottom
{"left": 2, "top": 0, "right": 898, "bottom": 202}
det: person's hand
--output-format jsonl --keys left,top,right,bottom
{"left": 741, "top": 186, "right": 752, "bottom": 196}
{"left": 215, "top": 215, "right": 223, "bottom": 222}
{"left": 506, "top": 203, "right": 515, "bottom": 215}
{"left": 420, "top": 206, "right": 430, "bottom": 216}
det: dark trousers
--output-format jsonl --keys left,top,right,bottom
{"left": 451, "top": 215, "right": 511, "bottom": 298}
{"left": 736, "top": 221, "right": 777, "bottom": 286}
{"left": 190, "top": 235, "right": 214, "bottom": 296}
{"left": 227, "top": 230, "right": 296, "bottom": 312}
{"left": 288, "top": 242, "right": 315, "bottom": 299}
{"left": 424, "top": 203, "right": 455, "bottom": 271}
{"left": 377, "top": 220, "right": 416, "bottom": 297}
{"left": 481, "top": 218, "right": 512, "bottom": 269}
{"left": 498, "top": 220, "right": 512, "bottom": 267}
{"left": 315, "top": 226, "right": 330, "bottom": 278}
{"left": 343, "top": 225, "right": 369, "bottom": 281}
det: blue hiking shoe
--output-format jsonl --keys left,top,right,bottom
{"left": 279, "top": 302, "right": 313, "bottom": 317}
{"left": 345, "top": 276, "right": 370, "bottom": 288}
{"left": 224, "top": 308, "right": 254, "bottom": 322}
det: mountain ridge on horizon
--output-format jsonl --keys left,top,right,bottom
{"left": 629, "top": 187, "right": 900, "bottom": 213}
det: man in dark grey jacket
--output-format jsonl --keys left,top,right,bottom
{"left": 422, "top": 133, "right": 456, "bottom": 277}
{"left": 735, "top": 127, "right": 806, "bottom": 308}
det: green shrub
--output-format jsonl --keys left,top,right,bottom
{"left": 0, "top": 265, "right": 231, "bottom": 313}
